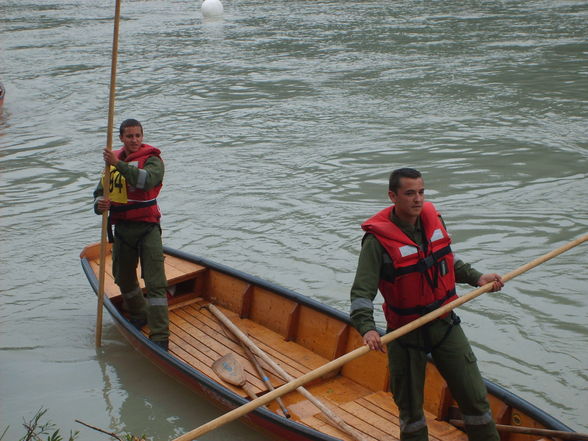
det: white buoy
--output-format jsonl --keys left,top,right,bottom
{"left": 201, "top": 0, "right": 223, "bottom": 18}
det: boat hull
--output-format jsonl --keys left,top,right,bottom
{"left": 80, "top": 243, "right": 574, "bottom": 441}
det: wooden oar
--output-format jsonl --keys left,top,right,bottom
{"left": 239, "top": 335, "right": 292, "bottom": 418}
{"left": 450, "top": 420, "right": 588, "bottom": 441}
{"left": 205, "top": 304, "right": 368, "bottom": 441}
{"left": 96, "top": 0, "right": 122, "bottom": 348}
{"left": 211, "top": 306, "right": 292, "bottom": 418}
{"left": 213, "top": 310, "right": 292, "bottom": 418}
{"left": 212, "top": 353, "right": 259, "bottom": 401}
{"left": 172, "top": 233, "right": 588, "bottom": 441}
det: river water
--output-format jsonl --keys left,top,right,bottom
{"left": 1, "top": 0, "right": 587, "bottom": 439}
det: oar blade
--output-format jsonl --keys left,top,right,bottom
{"left": 212, "top": 353, "right": 246, "bottom": 387}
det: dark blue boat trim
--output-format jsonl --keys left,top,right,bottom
{"left": 483, "top": 380, "right": 572, "bottom": 431}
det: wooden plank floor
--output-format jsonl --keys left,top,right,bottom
{"left": 166, "top": 300, "right": 469, "bottom": 441}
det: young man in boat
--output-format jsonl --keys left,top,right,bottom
{"left": 350, "top": 168, "right": 503, "bottom": 441}
{"left": 93, "top": 118, "right": 169, "bottom": 351}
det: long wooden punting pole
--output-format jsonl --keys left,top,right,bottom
{"left": 96, "top": 0, "right": 122, "bottom": 348}
{"left": 206, "top": 304, "right": 368, "bottom": 441}
{"left": 172, "top": 233, "right": 588, "bottom": 441}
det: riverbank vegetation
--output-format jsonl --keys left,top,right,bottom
{"left": 2, "top": 408, "right": 146, "bottom": 441}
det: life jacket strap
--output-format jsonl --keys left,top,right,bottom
{"left": 387, "top": 288, "right": 456, "bottom": 316}
{"left": 110, "top": 199, "right": 157, "bottom": 213}
{"left": 394, "top": 245, "right": 452, "bottom": 278}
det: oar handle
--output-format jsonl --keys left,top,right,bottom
{"left": 242, "top": 383, "right": 259, "bottom": 401}
{"left": 172, "top": 233, "right": 588, "bottom": 441}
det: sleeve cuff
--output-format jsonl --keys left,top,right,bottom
{"left": 359, "top": 324, "right": 377, "bottom": 336}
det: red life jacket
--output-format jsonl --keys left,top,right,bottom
{"left": 361, "top": 202, "right": 457, "bottom": 330}
{"left": 108, "top": 144, "right": 162, "bottom": 224}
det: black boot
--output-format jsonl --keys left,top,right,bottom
{"left": 129, "top": 317, "right": 147, "bottom": 330}
{"left": 152, "top": 339, "right": 169, "bottom": 351}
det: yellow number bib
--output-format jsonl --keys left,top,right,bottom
{"left": 102, "top": 166, "right": 128, "bottom": 203}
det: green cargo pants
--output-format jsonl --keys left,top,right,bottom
{"left": 112, "top": 221, "right": 169, "bottom": 343}
{"left": 387, "top": 314, "right": 499, "bottom": 441}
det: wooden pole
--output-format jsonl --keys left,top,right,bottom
{"left": 238, "top": 335, "right": 292, "bottom": 418}
{"left": 171, "top": 233, "right": 588, "bottom": 441}
{"left": 206, "top": 304, "right": 367, "bottom": 441}
{"left": 214, "top": 315, "right": 292, "bottom": 417}
{"left": 450, "top": 420, "right": 588, "bottom": 441}
{"left": 96, "top": 0, "right": 122, "bottom": 348}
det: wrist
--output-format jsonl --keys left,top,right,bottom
{"left": 360, "top": 326, "right": 377, "bottom": 337}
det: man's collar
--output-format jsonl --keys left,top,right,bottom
{"left": 390, "top": 207, "right": 421, "bottom": 231}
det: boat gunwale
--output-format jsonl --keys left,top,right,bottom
{"left": 80, "top": 244, "right": 575, "bottom": 438}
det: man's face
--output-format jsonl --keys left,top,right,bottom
{"left": 388, "top": 177, "right": 425, "bottom": 222}
{"left": 120, "top": 126, "right": 143, "bottom": 154}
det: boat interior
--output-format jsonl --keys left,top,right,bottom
{"left": 82, "top": 243, "right": 553, "bottom": 441}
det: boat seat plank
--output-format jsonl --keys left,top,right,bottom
{"left": 165, "top": 257, "right": 207, "bottom": 286}
{"left": 164, "top": 254, "right": 205, "bottom": 274}
{"left": 88, "top": 251, "right": 205, "bottom": 298}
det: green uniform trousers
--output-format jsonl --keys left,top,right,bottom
{"left": 112, "top": 222, "right": 169, "bottom": 342}
{"left": 387, "top": 314, "right": 499, "bottom": 441}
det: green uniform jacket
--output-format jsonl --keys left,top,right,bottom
{"left": 350, "top": 210, "right": 482, "bottom": 337}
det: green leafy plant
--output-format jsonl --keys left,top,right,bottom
{"left": 0, "top": 408, "right": 79, "bottom": 441}
{"left": 1, "top": 409, "right": 147, "bottom": 441}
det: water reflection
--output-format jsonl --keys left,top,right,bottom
{"left": 94, "top": 330, "right": 269, "bottom": 440}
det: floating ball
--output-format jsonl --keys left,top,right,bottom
{"left": 201, "top": 0, "right": 224, "bottom": 18}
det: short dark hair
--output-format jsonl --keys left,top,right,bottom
{"left": 119, "top": 119, "right": 143, "bottom": 136}
{"left": 389, "top": 168, "right": 422, "bottom": 192}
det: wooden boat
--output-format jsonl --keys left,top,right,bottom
{"left": 80, "top": 242, "right": 575, "bottom": 441}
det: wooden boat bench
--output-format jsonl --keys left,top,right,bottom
{"left": 84, "top": 246, "right": 207, "bottom": 304}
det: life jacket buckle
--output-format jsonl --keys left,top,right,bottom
{"left": 420, "top": 255, "right": 435, "bottom": 271}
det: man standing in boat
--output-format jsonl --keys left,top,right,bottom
{"left": 93, "top": 118, "right": 169, "bottom": 351}
{"left": 350, "top": 168, "right": 503, "bottom": 441}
